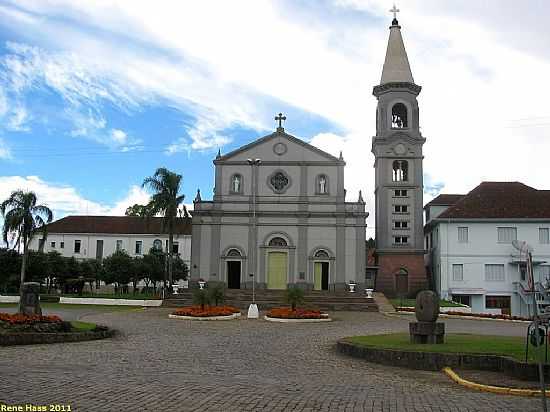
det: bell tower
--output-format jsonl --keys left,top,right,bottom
{"left": 372, "top": 8, "right": 427, "bottom": 296}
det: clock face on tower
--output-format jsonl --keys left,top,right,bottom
{"left": 394, "top": 143, "right": 406, "bottom": 155}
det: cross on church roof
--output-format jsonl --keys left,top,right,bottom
{"left": 389, "top": 3, "right": 400, "bottom": 25}
{"left": 275, "top": 112, "right": 286, "bottom": 131}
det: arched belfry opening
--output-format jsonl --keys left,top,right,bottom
{"left": 391, "top": 103, "right": 408, "bottom": 128}
{"left": 392, "top": 160, "right": 408, "bottom": 182}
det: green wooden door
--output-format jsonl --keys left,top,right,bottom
{"left": 267, "top": 252, "right": 288, "bottom": 289}
{"left": 314, "top": 262, "right": 322, "bottom": 291}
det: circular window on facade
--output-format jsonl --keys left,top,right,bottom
{"left": 269, "top": 237, "right": 288, "bottom": 247}
{"left": 153, "top": 239, "right": 163, "bottom": 251}
{"left": 268, "top": 171, "right": 290, "bottom": 193}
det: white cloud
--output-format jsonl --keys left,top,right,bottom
{"left": 110, "top": 129, "right": 127, "bottom": 145}
{"left": 0, "top": 176, "right": 151, "bottom": 219}
{"left": 6, "top": 105, "right": 30, "bottom": 131}
{"left": 0, "top": 138, "right": 12, "bottom": 160}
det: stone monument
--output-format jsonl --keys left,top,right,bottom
{"left": 409, "top": 290, "right": 444, "bottom": 344}
{"left": 20, "top": 282, "right": 42, "bottom": 315}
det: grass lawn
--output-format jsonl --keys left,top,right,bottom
{"left": 70, "top": 321, "right": 97, "bottom": 331}
{"left": 389, "top": 298, "right": 465, "bottom": 308}
{"left": 0, "top": 303, "right": 142, "bottom": 311}
{"left": 347, "top": 333, "right": 545, "bottom": 363}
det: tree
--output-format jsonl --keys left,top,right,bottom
{"left": 172, "top": 255, "right": 189, "bottom": 282}
{"left": 143, "top": 248, "right": 165, "bottom": 293}
{"left": 125, "top": 203, "right": 155, "bottom": 217}
{"left": 103, "top": 250, "right": 133, "bottom": 294}
{"left": 1, "top": 190, "right": 53, "bottom": 312}
{"left": 80, "top": 259, "right": 102, "bottom": 294}
{"left": 64, "top": 257, "right": 83, "bottom": 294}
{"left": 26, "top": 250, "right": 50, "bottom": 285}
{"left": 46, "top": 251, "right": 66, "bottom": 293}
{"left": 0, "top": 248, "right": 21, "bottom": 294}
{"left": 142, "top": 167, "right": 187, "bottom": 286}
{"left": 285, "top": 287, "right": 305, "bottom": 311}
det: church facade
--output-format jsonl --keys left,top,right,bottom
{"left": 190, "top": 123, "right": 367, "bottom": 291}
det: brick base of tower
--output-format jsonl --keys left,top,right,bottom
{"left": 376, "top": 253, "right": 427, "bottom": 298}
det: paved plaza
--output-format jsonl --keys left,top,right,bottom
{"left": 0, "top": 308, "right": 540, "bottom": 411}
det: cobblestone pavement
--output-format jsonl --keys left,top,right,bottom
{"left": 0, "top": 309, "right": 540, "bottom": 411}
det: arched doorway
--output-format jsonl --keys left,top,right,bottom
{"left": 226, "top": 248, "right": 242, "bottom": 289}
{"left": 395, "top": 268, "right": 409, "bottom": 297}
{"left": 267, "top": 237, "right": 288, "bottom": 289}
{"left": 313, "top": 250, "right": 330, "bottom": 291}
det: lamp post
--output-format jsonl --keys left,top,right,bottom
{"left": 247, "top": 158, "right": 261, "bottom": 319}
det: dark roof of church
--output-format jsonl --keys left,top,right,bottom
{"left": 215, "top": 128, "right": 344, "bottom": 164}
{"left": 425, "top": 194, "right": 464, "bottom": 207}
{"left": 436, "top": 182, "right": 550, "bottom": 219}
{"left": 45, "top": 216, "right": 192, "bottom": 235}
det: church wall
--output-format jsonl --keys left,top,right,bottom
{"left": 220, "top": 165, "right": 252, "bottom": 196}
{"left": 197, "top": 224, "right": 212, "bottom": 279}
{"left": 307, "top": 165, "right": 338, "bottom": 197}
{"left": 257, "top": 165, "right": 301, "bottom": 197}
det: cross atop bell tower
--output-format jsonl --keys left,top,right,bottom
{"left": 275, "top": 112, "right": 286, "bottom": 132}
{"left": 371, "top": 10, "right": 427, "bottom": 297}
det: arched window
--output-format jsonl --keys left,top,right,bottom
{"left": 317, "top": 174, "right": 328, "bottom": 194}
{"left": 392, "top": 160, "right": 408, "bottom": 182}
{"left": 269, "top": 237, "right": 288, "bottom": 247}
{"left": 153, "top": 239, "right": 163, "bottom": 251}
{"left": 391, "top": 103, "right": 408, "bottom": 128}
{"left": 314, "top": 250, "right": 329, "bottom": 259}
{"left": 227, "top": 248, "right": 242, "bottom": 257}
{"left": 230, "top": 174, "right": 242, "bottom": 194}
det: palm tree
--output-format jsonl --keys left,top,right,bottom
{"left": 1, "top": 191, "right": 53, "bottom": 311}
{"left": 142, "top": 167, "right": 186, "bottom": 287}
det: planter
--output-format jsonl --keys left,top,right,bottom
{"left": 0, "top": 328, "right": 115, "bottom": 346}
{"left": 169, "top": 312, "right": 241, "bottom": 321}
{"left": 264, "top": 315, "right": 332, "bottom": 323}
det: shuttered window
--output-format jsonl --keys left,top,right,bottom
{"left": 457, "top": 227, "right": 468, "bottom": 243}
{"left": 497, "top": 227, "right": 517, "bottom": 243}
{"left": 452, "top": 264, "right": 463, "bottom": 281}
{"left": 485, "top": 264, "right": 505, "bottom": 281}
{"left": 540, "top": 228, "right": 550, "bottom": 244}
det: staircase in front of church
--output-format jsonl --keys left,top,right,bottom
{"left": 163, "top": 289, "right": 378, "bottom": 312}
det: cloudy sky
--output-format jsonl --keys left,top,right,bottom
{"left": 0, "top": 0, "right": 549, "bottom": 239}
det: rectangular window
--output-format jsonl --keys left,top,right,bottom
{"left": 497, "top": 227, "right": 517, "bottom": 243}
{"left": 172, "top": 242, "right": 179, "bottom": 254}
{"left": 485, "top": 296, "right": 511, "bottom": 310}
{"left": 135, "top": 241, "right": 143, "bottom": 255}
{"left": 38, "top": 238, "right": 45, "bottom": 251}
{"left": 393, "top": 236, "right": 409, "bottom": 244}
{"left": 540, "top": 228, "right": 550, "bottom": 244}
{"left": 394, "top": 189, "right": 408, "bottom": 197}
{"left": 452, "top": 264, "right": 464, "bottom": 281}
{"left": 394, "top": 221, "right": 409, "bottom": 229}
{"left": 50, "top": 241, "right": 56, "bottom": 248}
{"left": 452, "top": 295, "right": 471, "bottom": 307}
{"left": 60, "top": 241, "right": 64, "bottom": 249}
{"left": 485, "top": 264, "right": 505, "bottom": 281}
{"left": 393, "top": 205, "right": 409, "bottom": 213}
{"left": 116, "top": 240, "right": 123, "bottom": 252}
{"left": 457, "top": 227, "right": 468, "bottom": 243}
{"left": 74, "top": 240, "right": 81, "bottom": 254}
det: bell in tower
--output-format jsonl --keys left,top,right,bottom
{"left": 371, "top": 6, "right": 427, "bottom": 297}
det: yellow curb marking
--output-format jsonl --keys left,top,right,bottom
{"left": 443, "top": 367, "right": 548, "bottom": 397}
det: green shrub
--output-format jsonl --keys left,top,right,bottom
{"left": 193, "top": 289, "right": 210, "bottom": 310}
{"left": 208, "top": 285, "right": 225, "bottom": 306}
{"left": 285, "top": 287, "right": 305, "bottom": 311}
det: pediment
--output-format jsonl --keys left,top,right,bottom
{"left": 215, "top": 130, "right": 342, "bottom": 164}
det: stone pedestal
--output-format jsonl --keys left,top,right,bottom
{"left": 20, "top": 282, "right": 42, "bottom": 315}
{"left": 409, "top": 321, "right": 445, "bottom": 344}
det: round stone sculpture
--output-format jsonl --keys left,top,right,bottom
{"left": 415, "top": 290, "right": 439, "bottom": 322}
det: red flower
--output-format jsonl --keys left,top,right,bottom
{"left": 0, "top": 313, "right": 62, "bottom": 325}
{"left": 267, "top": 307, "right": 327, "bottom": 319}
{"left": 172, "top": 305, "right": 240, "bottom": 317}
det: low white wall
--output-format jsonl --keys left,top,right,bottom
{"left": 0, "top": 295, "right": 20, "bottom": 303}
{"left": 440, "top": 306, "right": 471, "bottom": 313}
{"left": 59, "top": 297, "right": 163, "bottom": 306}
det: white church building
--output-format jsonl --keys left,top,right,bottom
{"left": 190, "top": 119, "right": 368, "bottom": 291}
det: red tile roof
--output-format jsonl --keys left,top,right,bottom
{"left": 45, "top": 216, "right": 192, "bottom": 235}
{"left": 437, "top": 182, "right": 550, "bottom": 219}
{"left": 425, "top": 194, "right": 464, "bottom": 207}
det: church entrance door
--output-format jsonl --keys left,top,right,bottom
{"left": 267, "top": 252, "right": 288, "bottom": 289}
{"left": 314, "top": 262, "right": 329, "bottom": 291}
{"left": 227, "top": 261, "right": 241, "bottom": 289}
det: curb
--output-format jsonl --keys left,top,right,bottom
{"left": 394, "top": 311, "right": 532, "bottom": 324}
{"left": 168, "top": 313, "right": 241, "bottom": 321}
{"left": 443, "top": 367, "right": 547, "bottom": 397}
{"left": 264, "top": 315, "right": 332, "bottom": 323}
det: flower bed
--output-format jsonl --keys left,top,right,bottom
{"left": 0, "top": 313, "right": 62, "bottom": 325}
{"left": 171, "top": 305, "right": 241, "bottom": 318}
{"left": 396, "top": 307, "right": 531, "bottom": 322}
{"left": 266, "top": 308, "right": 329, "bottom": 320}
